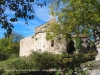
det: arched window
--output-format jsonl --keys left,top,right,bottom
{"left": 51, "top": 40, "right": 54, "bottom": 47}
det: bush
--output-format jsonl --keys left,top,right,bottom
{"left": 0, "top": 38, "right": 19, "bottom": 61}
{"left": 29, "top": 51, "right": 60, "bottom": 70}
{"left": 0, "top": 57, "right": 35, "bottom": 75}
{"left": 0, "top": 50, "right": 97, "bottom": 75}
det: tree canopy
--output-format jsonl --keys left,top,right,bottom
{"left": 0, "top": 32, "right": 23, "bottom": 60}
{"left": 0, "top": 0, "right": 46, "bottom": 36}
{"left": 49, "top": 0, "right": 100, "bottom": 38}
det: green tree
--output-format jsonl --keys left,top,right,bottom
{"left": 46, "top": 22, "right": 63, "bottom": 40}
{"left": 74, "top": 37, "right": 81, "bottom": 50}
{"left": 0, "top": 38, "right": 14, "bottom": 60}
{"left": 29, "top": 51, "right": 60, "bottom": 70}
{"left": 0, "top": 32, "right": 23, "bottom": 60}
{"left": 49, "top": 0, "right": 100, "bottom": 37}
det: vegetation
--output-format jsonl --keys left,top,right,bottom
{"left": 46, "top": 22, "right": 62, "bottom": 40}
{"left": 0, "top": 0, "right": 99, "bottom": 75}
{"left": 74, "top": 37, "right": 82, "bottom": 50}
{"left": 0, "top": 32, "right": 23, "bottom": 61}
{"left": 47, "top": 0, "right": 100, "bottom": 40}
{"left": 0, "top": 38, "right": 19, "bottom": 60}
{"left": 0, "top": 50, "right": 97, "bottom": 75}
{"left": 0, "top": 0, "right": 46, "bottom": 36}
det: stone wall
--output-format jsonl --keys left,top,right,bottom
{"left": 94, "top": 26, "right": 100, "bottom": 61}
{"left": 20, "top": 32, "right": 66, "bottom": 56}
{"left": 82, "top": 61, "right": 100, "bottom": 75}
{"left": 81, "top": 37, "right": 90, "bottom": 52}
{"left": 20, "top": 36, "right": 35, "bottom": 56}
{"left": 35, "top": 22, "right": 49, "bottom": 34}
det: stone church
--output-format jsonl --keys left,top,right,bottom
{"left": 20, "top": 14, "right": 91, "bottom": 57}
{"left": 20, "top": 15, "right": 67, "bottom": 56}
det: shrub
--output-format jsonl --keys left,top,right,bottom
{"left": 29, "top": 51, "right": 60, "bottom": 70}
{"left": 0, "top": 50, "right": 97, "bottom": 75}
{"left": 0, "top": 38, "right": 19, "bottom": 61}
{"left": 0, "top": 57, "right": 35, "bottom": 75}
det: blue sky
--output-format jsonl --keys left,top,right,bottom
{"left": 0, "top": 1, "right": 50, "bottom": 38}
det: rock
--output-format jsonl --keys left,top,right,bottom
{"left": 91, "top": 70, "right": 100, "bottom": 75}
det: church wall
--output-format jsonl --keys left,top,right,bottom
{"left": 35, "top": 22, "right": 49, "bottom": 34}
{"left": 20, "top": 30, "right": 90, "bottom": 57}
{"left": 20, "top": 32, "right": 66, "bottom": 56}
{"left": 20, "top": 36, "right": 35, "bottom": 56}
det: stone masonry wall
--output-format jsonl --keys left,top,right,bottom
{"left": 20, "top": 32, "right": 66, "bottom": 56}
{"left": 20, "top": 36, "right": 35, "bottom": 56}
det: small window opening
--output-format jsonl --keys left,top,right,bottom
{"left": 51, "top": 40, "right": 54, "bottom": 47}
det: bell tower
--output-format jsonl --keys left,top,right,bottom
{"left": 50, "top": 13, "right": 56, "bottom": 22}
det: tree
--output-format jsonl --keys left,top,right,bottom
{"left": 0, "top": 0, "right": 46, "bottom": 35}
{"left": 11, "top": 31, "right": 24, "bottom": 42}
{"left": 4, "top": 31, "right": 24, "bottom": 42}
{"left": 49, "top": 0, "right": 100, "bottom": 37}
{"left": 0, "top": 32, "right": 23, "bottom": 60}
